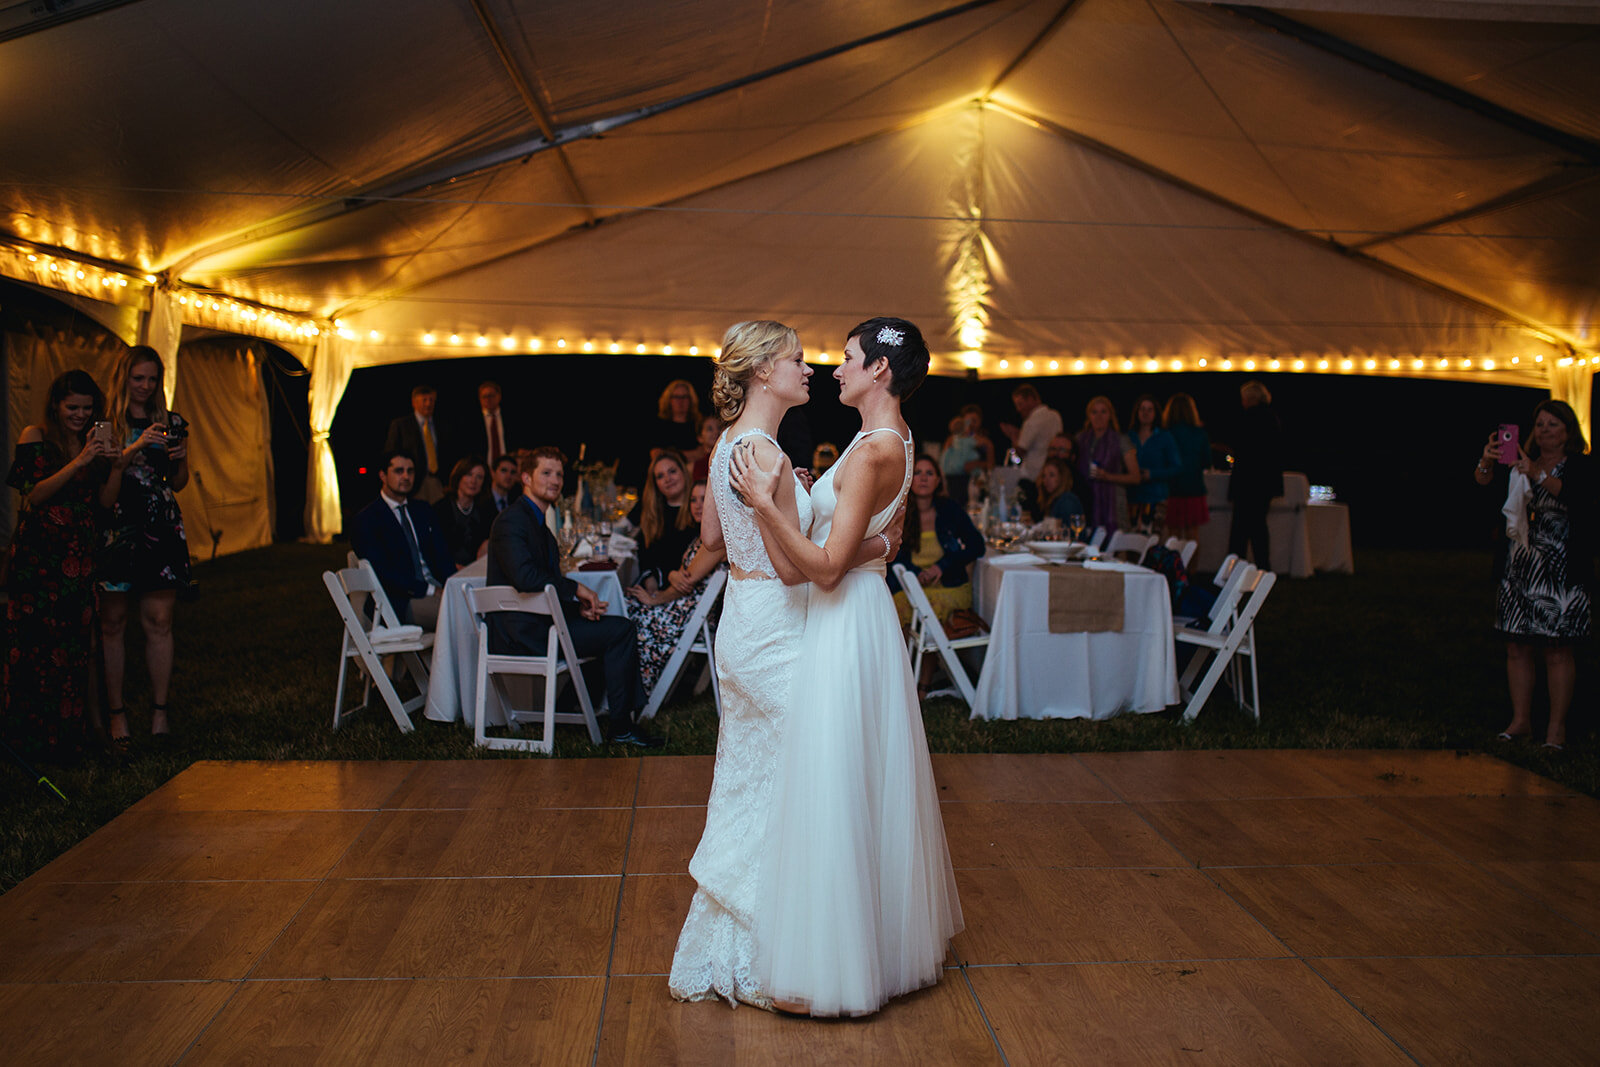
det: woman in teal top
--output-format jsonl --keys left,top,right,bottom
{"left": 1101, "top": 395, "right": 1181, "bottom": 532}
{"left": 1162, "top": 393, "right": 1212, "bottom": 541}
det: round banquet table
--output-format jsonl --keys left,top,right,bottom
{"left": 970, "top": 554, "right": 1178, "bottom": 721}
{"left": 423, "top": 556, "right": 629, "bottom": 728}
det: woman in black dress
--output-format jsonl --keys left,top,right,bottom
{"left": 99, "top": 346, "right": 191, "bottom": 744}
{"left": 434, "top": 456, "right": 492, "bottom": 566}
{"left": 5, "top": 370, "right": 121, "bottom": 760}
{"left": 631, "top": 448, "right": 697, "bottom": 589}
{"left": 1475, "top": 399, "right": 1594, "bottom": 751}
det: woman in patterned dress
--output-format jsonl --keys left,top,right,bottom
{"left": 1476, "top": 399, "right": 1594, "bottom": 751}
{"left": 98, "top": 346, "right": 191, "bottom": 744}
{"left": 626, "top": 481, "right": 727, "bottom": 694}
{"left": 4, "top": 370, "right": 122, "bottom": 761}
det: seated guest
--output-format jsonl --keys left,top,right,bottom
{"left": 625, "top": 481, "right": 728, "bottom": 694}
{"left": 690, "top": 415, "right": 723, "bottom": 482}
{"left": 484, "top": 453, "right": 521, "bottom": 515}
{"left": 1046, "top": 433, "right": 1077, "bottom": 466}
{"left": 434, "top": 456, "right": 492, "bottom": 566}
{"left": 486, "top": 447, "right": 661, "bottom": 747}
{"left": 1037, "top": 457, "right": 1086, "bottom": 524}
{"left": 628, "top": 448, "right": 697, "bottom": 589}
{"left": 889, "top": 456, "right": 985, "bottom": 628}
{"left": 350, "top": 450, "right": 457, "bottom": 629}
{"left": 384, "top": 385, "right": 448, "bottom": 503}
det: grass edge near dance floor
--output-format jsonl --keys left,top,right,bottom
{"left": 3, "top": 541, "right": 1594, "bottom": 891}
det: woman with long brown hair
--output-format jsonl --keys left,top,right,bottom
{"left": 633, "top": 447, "right": 697, "bottom": 589}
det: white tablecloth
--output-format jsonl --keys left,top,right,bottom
{"left": 423, "top": 557, "right": 629, "bottom": 727}
{"left": 970, "top": 555, "right": 1178, "bottom": 721}
{"left": 1306, "top": 502, "right": 1354, "bottom": 574}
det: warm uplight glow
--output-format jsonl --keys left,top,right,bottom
{"left": 1438, "top": 359, "right": 1450, "bottom": 368}
{"left": 960, "top": 351, "right": 983, "bottom": 369}
{"left": 1483, "top": 359, "right": 1494, "bottom": 369}
{"left": 1389, "top": 359, "right": 1400, "bottom": 369}
{"left": 1341, "top": 359, "right": 1353, "bottom": 370}
{"left": 1462, "top": 359, "right": 1473, "bottom": 368}
{"left": 1535, "top": 354, "right": 1544, "bottom": 362}
{"left": 1511, "top": 356, "right": 1520, "bottom": 364}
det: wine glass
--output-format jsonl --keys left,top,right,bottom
{"left": 1067, "top": 513, "right": 1087, "bottom": 545}
{"left": 556, "top": 524, "right": 579, "bottom": 571}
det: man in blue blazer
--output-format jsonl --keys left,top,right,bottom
{"left": 350, "top": 450, "right": 458, "bottom": 629}
{"left": 486, "top": 446, "right": 661, "bottom": 747}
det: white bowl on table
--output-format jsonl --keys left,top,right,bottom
{"left": 1024, "top": 540, "right": 1083, "bottom": 562}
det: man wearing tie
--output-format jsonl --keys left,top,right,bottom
{"left": 486, "top": 446, "right": 661, "bottom": 747}
{"left": 350, "top": 450, "right": 457, "bottom": 630}
{"left": 384, "top": 385, "right": 447, "bottom": 503}
{"left": 476, "top": 381, "right": 510, "bottom": 467}
{"left": 485, "top": 453, "right": 521, "bottom": 515}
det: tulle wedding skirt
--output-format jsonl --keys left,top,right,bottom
{"left": 755, "top": 566, "right": 962, "bottom": 1016}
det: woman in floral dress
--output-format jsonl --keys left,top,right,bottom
{"left": 626, "top": 481, "right": 727, "bottom": 694}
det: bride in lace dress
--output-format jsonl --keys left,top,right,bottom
{"left": 668, "top": 321, "right": 904, "bottom": 1009}
{"left": 731, "top": 317, "right": 962, "bottom": 1017}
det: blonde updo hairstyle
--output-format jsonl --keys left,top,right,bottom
{"left": 710, "top": 320, "right": 799, "bottom": 421}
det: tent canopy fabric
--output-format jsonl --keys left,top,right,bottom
{"left": 3, "top": 0, "right": 1598, "bottom": 538}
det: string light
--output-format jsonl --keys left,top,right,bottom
{"left": 1364, "top": 359, "right": 1377, "bottom": 370}
{"left": 1074, "top": 359, "right": 1085, "bottom": 371}
{"left": 529, "top": 338, "right": 541, "bottom": 351}
{"left": 1243, "top": 359, "right": 1256, "bottom": 371}
{"left": 636, "top": 343, "right": 647, "bottom": 354}
{"left": 475, "top": 335, "right": 488, "bottom": 347}
{"left": 1318, "top": 359, "right": 1330, "bottom": 370}
{"left": 662, "top": 345, "right": 673, "bottom": 355}
{"left": 1293, "top": 359, "right": 1305, "bottom": 370}
{"left": 1221, "top": 359, "right": 1233, "bottom": 370}
{"left": 1145, "top": 359, "right": 1158, "bottom": 371}
{"left": 998, "top": 359, "right": 1009, "bottom": 370}
{"left": 1170, "top": 359, "right": 1182, "bottom": 371}
{"left": 449, "top": 334, "right": 461, "bottom": 345}
{"left": 1099, "top": 359, "right": 1109, "bottom": 370}
{"left": 1269, "top": 359, "right": 1280, "bottom": 370}
{"left": 557, "top": 338, "right": 567, "bottom": 348}
{"left": 1024, "top": 359, "right": 1035, "bottom": 371}
{"left": 689, "top": 346, "right": 699, "bottom": 356}
{"left": 1198, "top": 358, "right": 1208, "bottom": 368}
{"left": 500, "top": 336, "right": 515, "bottom": 350}
{"left": 1049, "top": 360, "right": 1059, "bottom": 371}
{"left": 608, "top": 342, "right": 620, "bottom": 354}
{"left": 582, "top": 341, "right": 593, "bottom": 352}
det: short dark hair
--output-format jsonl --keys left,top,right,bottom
{"left": 410, "top": 384, "right": 437, "bottom": 399}
{"left": 492, "top": 453, "right": 519, "bottom": 471}
{"left": 1530, "top": 399, "right": 1589, "bottom": 458}
{"left": 519, "top": 446, "right": 568, "bottom": 477}
{"left": 478, "top": 381, "right": 501, "bottom": 395}
{"left": 848, "top": 316, "right": 928, "bottom": 399}
{"left": 379, "top": 449, "right": 415, "bottom": 472}
{"left": 1012, "top": 384, "right": 1040, "bottom": 403}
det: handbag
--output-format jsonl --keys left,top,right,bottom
{"left": 942, "top": 608, "right": 990, "bottom": 639}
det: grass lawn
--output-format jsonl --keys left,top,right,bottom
{"left": 2, "top": 541, "right": 1593, "bottom": 890}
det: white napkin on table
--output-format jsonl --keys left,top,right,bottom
{"left": 605, "top": 532, "right": 638, "bottom": 559}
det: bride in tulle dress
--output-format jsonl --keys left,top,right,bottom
{"left": 668, "top": 321, "right": 908, "bottom": 1009}
{"left": 730, "top": 316, "right": 962, "bottom": 1017}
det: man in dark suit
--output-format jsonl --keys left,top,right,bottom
{"left": 350, "top": 450, "right": 458, "bottom": 629}
{"left": 484, "top": 453, "right": 521, "bottom": 516}
{"left": 1227, "top": 380, "right": 1286, "bottom": 572}
{"left": 384, "top": 385, "right": 448, "bottom": 503}
{"left": 472, "top": 381, "right": 513, "bottom": 468}
{"left": 486, "top": 446, "right": 662, "bottom": 748}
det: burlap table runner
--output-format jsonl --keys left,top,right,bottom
{"left": 1033, "top": 564, "right": 1125, "bottom": 633}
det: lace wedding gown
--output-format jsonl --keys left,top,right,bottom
{"left": 668, "top": 429, "right": 812, "bottom": 1007}
{"left": 755, "top": 427, "right": 963, "bottom": 1016}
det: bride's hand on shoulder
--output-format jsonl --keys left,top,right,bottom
{"left": 729, "top": 440, "right": 783, "bottom": 509}
{"left": 793, "top": 466, "right": 815, "bottom": 492}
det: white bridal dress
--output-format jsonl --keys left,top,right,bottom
{"left": 668, "top": 429, "right": 812, "bottom": 1007}
{"left": 756, "top": 427, "right": 963, "bottom": 1016}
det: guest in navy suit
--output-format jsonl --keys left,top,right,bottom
{"left": 350, "top": 450, "right": 457, "bottom": 630}
{"left": 483, "top": 453, "right": 521, "bottom": 516}
{"left": 485, "top": 446, "right": 662, "bottom": 747}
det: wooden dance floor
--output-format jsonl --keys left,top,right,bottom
{"left": 2, "top": 751, "right": 1597, "bottom": 1064}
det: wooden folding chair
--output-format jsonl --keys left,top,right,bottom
{"left": 639, "top": 569, "right": 727, "bottom": 720}
{"left": 323, "top": 564, "right": 433, "bottom": 732}
{"left": 467, "top": 584, "right": 604, "bottom": 753}
{"left": 895, "top": 563, "right": 989, "bottom": 709}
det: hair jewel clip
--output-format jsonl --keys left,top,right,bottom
{"left": 876, "top": 326, "right": 904, "bottom": 346}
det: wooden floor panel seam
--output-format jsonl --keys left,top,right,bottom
{"left": 590, "top": 760, "right": 645, "bottom": 1067}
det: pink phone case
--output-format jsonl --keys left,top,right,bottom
{"left": 1498, "top": 423, "right": 1520, "bottom": 464}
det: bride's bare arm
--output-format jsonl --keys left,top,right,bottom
{"left": 734, "top": 436, "right": 900, "bottom": 592}
{"left": 700, "top": 472, "right": 725, "bottom": 552}
{"left": 736, "top": 437, "right": 809, "bottom": 585}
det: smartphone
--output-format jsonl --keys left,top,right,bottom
{"left": 1497, "top": 423, "right": 1520, "bottom": 465}
{"left": 90, "top": 421, "right": 116, "bottom": 449}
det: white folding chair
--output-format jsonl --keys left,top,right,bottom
{"left": 1213, "top": 553, "right": 1240, "bottom": 587}
{"left": 1088, "top": 526, "right": 1108, "bottom": 550}
{"left": 1106, "top": 530, "right": 1155, "bottom": 562}
{"left": 1164, "top": 537, "right": 1198, "bottom": 568}
{"left": 1176, "top": 565, "right": 1275, "bottom": 722}
{"left": 639, "top": 569, "right": 727, "bottom": 720}
{"left": 324, "top": 564, "right": 433, "bottom": 732}
{"left": 467, "top": 584, "right": 604, "bottom": 753}
{"left": 894, "top": 564, "right": 989, "bottom": 709}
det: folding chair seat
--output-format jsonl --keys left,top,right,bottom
{"left": 323, "top": 564, "right": 433, "bottom": 732}
{"left": 467, "top": 584, "right": 604, "bottom": 753}
{"left": 894, "top": 564, "right": 989, "bottom": 709}
{"left": 1175, "top": 565, "right": 1276, "bottom": 722}
{"left": 640, "top": 569, "right": 728, "bottom": 720}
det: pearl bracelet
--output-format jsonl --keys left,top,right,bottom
{"left": 879, "top": 532, "right": 893, "bottom": 559}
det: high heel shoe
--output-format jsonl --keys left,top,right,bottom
{"left": 109, "top": 711, "right": 133, "bottom": 754}
{"left": 150, "top": 703, "right": 171, "bottom": 738}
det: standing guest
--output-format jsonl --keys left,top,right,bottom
{"left": 485, "top": 453, "right": 521, "bottom": 515}
{"left": 473, "top": 381, "right": 511, "bottom": 468}
{"left": 690, "top": 415, "right": 724, "bottom": 482}
{"left": 486, "top": 447, "right": 661, "bottom": 747}
{"left": 889, "top": 456, "right": 986, "bottom": 628}
{"left": 1163, "top": 393, "right": 1212, "bottom": 542}
{"left": 1095, "top": 395, "right": 1180, "bottom": 533}
{"left": 1226, "top": 381, "right": 1284, "bottom": 570}
{"left": 384, "top": 385, "right": 448, "bottom": 503}
{"left": 630, "top": 448, "right": 697, "bottom": 589}
{"left": 350, "top": 450, "right": 456, "bottom": 630}
{"left": 941, "top": 404, "right": 993, "bottom": 505}
{"left": 999, "top": 384, "right": 1062, "bottom": 482}
{"left": 99, "top": 346, "right": 193, "bottom": 746}
{"left": 4, "top": 370, "right": 121, "bottom": 761}
{"left": 1037, "top": 457, "right": 1086, "bottom": 524}
{"left": 812, "top": 442, "right": 840, "bottom": 477}
{"left": 654, "top": 380, "right": 704, "bottom": 456}
{"left": 626, "top": 481, "right": 728, "bottom": 694}
{"left": 435, "top": 456, "right": 493, "bottom": 566}
{"left": 1476, "top": 401, "right": 1594, "bottom": 751}
{"left": 1046, "top": 433, "right": 1077, "bottom": 466}
{"left": 1076, "top": 395, "right": 1131, "bottom": 533}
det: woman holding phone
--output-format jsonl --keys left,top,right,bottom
{"left": 1474, "top": 400, "right": 1594, "bottom": 751}
{"left": 4, "top": 370, "right": 123, "bottom": 761}
{"left": 99, "top": 346, "right": 192, "bottom": 746}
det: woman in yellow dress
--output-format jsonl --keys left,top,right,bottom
{"left": 889, "top": 455, "right": 985, "bottom": 627}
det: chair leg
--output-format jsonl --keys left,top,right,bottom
{"left": 358, "top": 646, "right": 416, "bottom": 732}
{"left": 1181, "top": 634, "right": 1248, "bottom": 723}
{"left": 333, "top": 646, "right": 351, "bottom": 729}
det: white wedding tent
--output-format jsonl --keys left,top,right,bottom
{"left": 3, "top": 0, "right": 1597, "bottom": 547}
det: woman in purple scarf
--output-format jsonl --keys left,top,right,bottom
{"left": 1074, "top": 395, "right": 1133, "bottom": 533}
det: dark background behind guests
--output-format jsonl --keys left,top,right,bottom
{"left": 330, "top": 353, "right": 1553, "bottom": 551}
